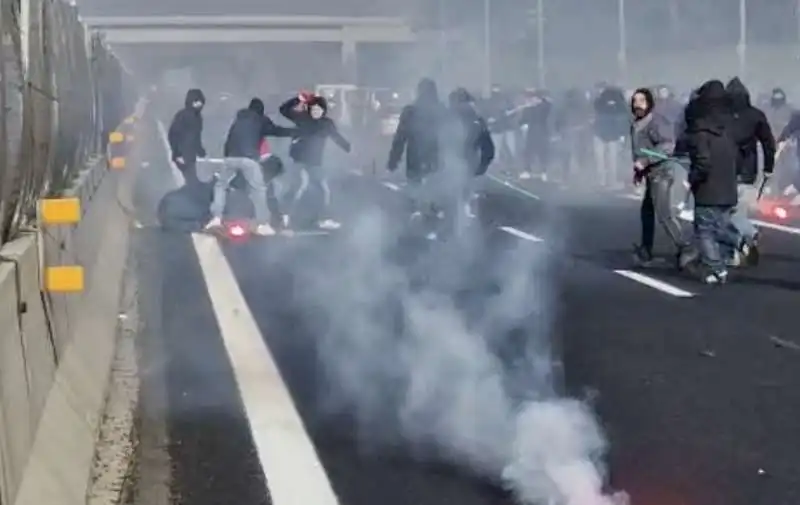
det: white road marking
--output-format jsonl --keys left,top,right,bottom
{"left": 613, "top": 269, "right": 695, "bottom": 298}
{"left": 382, "top": 181, "right": 401, "bottom": 191}
{"left": 499, "top": 225, "right": 543, "bottom": 242}
{"left": 156, "top": 121, "right": 340, "bottom": 505}
{"left": 487, "top": 174, "right": 540, "bottom": 200}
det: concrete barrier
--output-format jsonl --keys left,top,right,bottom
{"left": 0, "top": 99, "right": 145, "bottom": 505}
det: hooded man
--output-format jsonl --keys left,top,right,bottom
{"left": 592, "top": 85, "right": 630, "bottom": 188}
{"left": 683, "top": 80, "right": 740, "bottom": 284}
{"left": 205, "top": 97, "right": 296, "bottom": 236}
{"left": 629, "top": 87, "right": 691, "bottom": 267}
{"left": 518, "top": 90, "right": 553, "bottom": 181}
{"left": 442, "top": 87, "right": 495, "bottom": 226}
{"left": 167, "top": 88, "right": 207, "bottom": 185}
{"left": 725, "top": 77, "right": 776, "bottom": 265}
{"left": 279, "top": 92, "right": 351, "bottom": 230}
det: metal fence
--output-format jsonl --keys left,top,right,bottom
{"left": 0, "top": 0, "right": 132, "bottom": 245}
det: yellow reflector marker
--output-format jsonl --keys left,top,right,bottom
{"left": 110, "top": 157, "right": 126, "bottom": 169}
{"left": 109, "top": 131, "right": 125, "bottom": 144}
{"left": 45, "top": 266, "right": 84, "bottom": 292}
{"left": 39, "top": 198, "right": 80, "bottom": 225}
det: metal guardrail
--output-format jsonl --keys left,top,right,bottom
{"left": 0, "top": 0, "right": 133, "bottom": 245}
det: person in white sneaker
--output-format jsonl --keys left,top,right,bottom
{"left": 279, "top": 92, "right": 351, "bottom": 231}
{"left": 206, "top": 98, "right": 296, "bottom": 236}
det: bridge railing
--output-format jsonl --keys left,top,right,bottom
{"left": 0, "top": 0, "right": 133, "bottom": 246}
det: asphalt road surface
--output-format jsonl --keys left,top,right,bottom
{"left": 130, "top": 107, "right": 800, "bottom": 505}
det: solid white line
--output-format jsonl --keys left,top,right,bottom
{"left": 382, "top": 181, "right": 401, "bottom": 191}
{"left": 613, "top": 269, "right": 695, "bottom": 298}
{"left": 156, "top": 121, "right": 340, "bottom": 505}
{"left": 487, "top": 174, "right": 540, "bottom": 200}
{"left": 499, "top": 225, "right": 543, "bottom": 242}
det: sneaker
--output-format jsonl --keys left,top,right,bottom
{"left": 726, "top": 250, "right": 742, "bottom": 267}
{"left": 744, "top": 234, "right": 760, "bottom": 266}
{"left": 519, "top": 171, "right": 533, "bottom": 180}
{"left": 254, "top": 223, "right": 277, "bottom": 236}
{"left": 633, "top": 244, "right": 655, "bottom": 266}
{"left": 318, "top": 219, "right": 341, "bottom": 230}
{"left": 703, "top": 270, "right": 728, "bottom": 284}
{"left": 281, "top": 214, "right": 290, "bottom": 228}
{"left": 204, "top": 216, "right": 223, "bottom": 231}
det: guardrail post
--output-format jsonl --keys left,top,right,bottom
{"left": 37, "top": 197, "right": 83, "bottom": 292}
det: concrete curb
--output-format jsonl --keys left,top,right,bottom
{"left": 0, "top": 100, "right": 145, "bottom": 505}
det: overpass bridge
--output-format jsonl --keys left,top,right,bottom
{"left": 82, "top": 15, "right": 417, "bottom": 81}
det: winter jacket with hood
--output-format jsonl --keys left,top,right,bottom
{"left": 443, "top": 88, "right": 495, "bottom": 177}
{"left": 593, "top": 86, "right": 630, "bottom": 142}
{"left": 683, "top": 80, "right": 739, "bottom": 207}
{"left": 224, "top": 98, "right": 296, "bottom": 160}
{"left": 279, "top": 95, "right": 351, "bottom": 167}
{"left": 168, "top": 88, "right": 207, "bottom": 162}
{"left": 388, "top": 78, "right": 450, "bottom": 179}
{"left": 630, "top": 87, "right": 675, "bottom": 175}
{"left": 725, "top": 77, "right": 776, "bottom": 184}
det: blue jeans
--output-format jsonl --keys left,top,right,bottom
{"left": 694, "top": 205, "right": 737, "bottom": 274}
{"left": 729, "top": 183, "right": 759, "bottom": 245}
{"left": 211, "top": 157, "right": 270, "bottom": 224}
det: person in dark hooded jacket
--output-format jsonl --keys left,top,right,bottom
{"left": 167, "top": 88, "right": 207, "bottom": 185}
{"left": 592, "top": 85, "right": 630, "bottom": 187}
{"left": 441, "top": 88, "right": 495, "bottom": 226}
{"left": 725, "top": 77, "right": 775, "bottom": 265}
{"left": 205, "top": 98, "right": 297, "bottom": 236}
{"left": 279, "top": 92, "right": 351, "bottom": 230}
{"left": 683, "top": 80, "right": 740, "bottom": 284}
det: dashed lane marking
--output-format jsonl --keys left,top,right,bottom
{"left": 499, "top": 226, "right": 544, "bottom": 242}
{"left": 613, "top": 269, "right": 695, "bottom": 298}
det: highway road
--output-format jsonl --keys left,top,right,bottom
{"left": 129, "top": 105, "right": 800, "bottom": 505}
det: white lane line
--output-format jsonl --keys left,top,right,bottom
{"left": 156, "top": 121, "right": 340, "bottom": 505}
{"left": 613, "top": 269, "right": 695, "bottom": 298}
{"left": 487, "top": 174, "right": 540, "bottom": 200}
{"left": 499, "top": 225, "right": 543, "bottom": 242}
{"left": 382, "top": 181, "right": 401, "bottom": 191}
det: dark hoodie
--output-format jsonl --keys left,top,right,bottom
{"left": 168, "top": 88, "right": 206, "bottom": 162}
{"left": 279, "top": 95, "right": 350, "bottom": 167}
{"left": 388, "top": 78, "right": 449, "bottom": 179}
{"left": 593, "top": 86, "right": 630, "bottom": 142}
{"left": 224, "top": 98, "right": 296, "bottom": 160}
{"left": 725, "top": 77, "right": 776, "bottom": 184}
{"left": 684, "top": 80, "right": 738, "bottom": 206}
{"left": 443, "top": 88, "right": 495, "bottom": 176}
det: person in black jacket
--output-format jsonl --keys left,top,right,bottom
{"left": 592, "top": 85, "right": 630, "bottom": 188}
{"left": 167, "top": 88, "right": 207, "bottom": 185}
{"left": 442, "top": 87, "right": 495, "bottom": 227}
{"left": 683, "top": 80, "right": 740, "bottom": 284}
{"left": 205, "top": 98, "right": 296, "bottom": 236}
{"left": 725, "top": 77, "right": 775, "bottom": 265}
{"left": 279, "top": 92, "right": 351, "bottom": 230}
{"left": 388, "top": 78, "right": 450, "bottom": 233}
{"left": 518, "top": 90, "right": 552, "bottom": 181}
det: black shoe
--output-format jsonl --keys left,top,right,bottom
{"left": 743, "top": 234, "right": 760, "bottom": 267}
{"left": 633, "top": 244, "right": 655, "bottom": 266}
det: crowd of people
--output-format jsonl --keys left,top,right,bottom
{"left": 163, "top": 75, "right": 800, "bottom": 285}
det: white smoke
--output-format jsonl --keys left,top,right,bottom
{"left": 273, "top": 167, "right": 625, "bottom": 505}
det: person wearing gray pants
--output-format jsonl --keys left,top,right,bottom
{"left": 205, "top": 97, "right": 296, "bottom": 235}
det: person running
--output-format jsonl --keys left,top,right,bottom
{"left": 629, "top": 87, "right": 691, "bottom": 267}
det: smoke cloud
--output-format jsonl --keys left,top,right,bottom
{"left": 260, "top": 143, "right": 624, "bottom": 505}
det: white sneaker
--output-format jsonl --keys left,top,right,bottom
{"left": 254, "top": 223, "right": 277, "bottom": 236}
{"left": 519, "top": 171, "right": 532, "bottom": 180}
{"left": 783, "top": 184, "right": 797, "bottom": 196}
{"left": 318, "top": 219, "right": 341, "bottom": 230}
{"left": 464, "top": 203, "right": 477, "bottom": 219}
{"left": 703, "top": 270, "right": 728, "bottom": 284}
{"left": 204, "top": 216, "right": 223, "bottom": 230}
{"left": 281, "top": 214, "right": 290, "bottom": 228}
